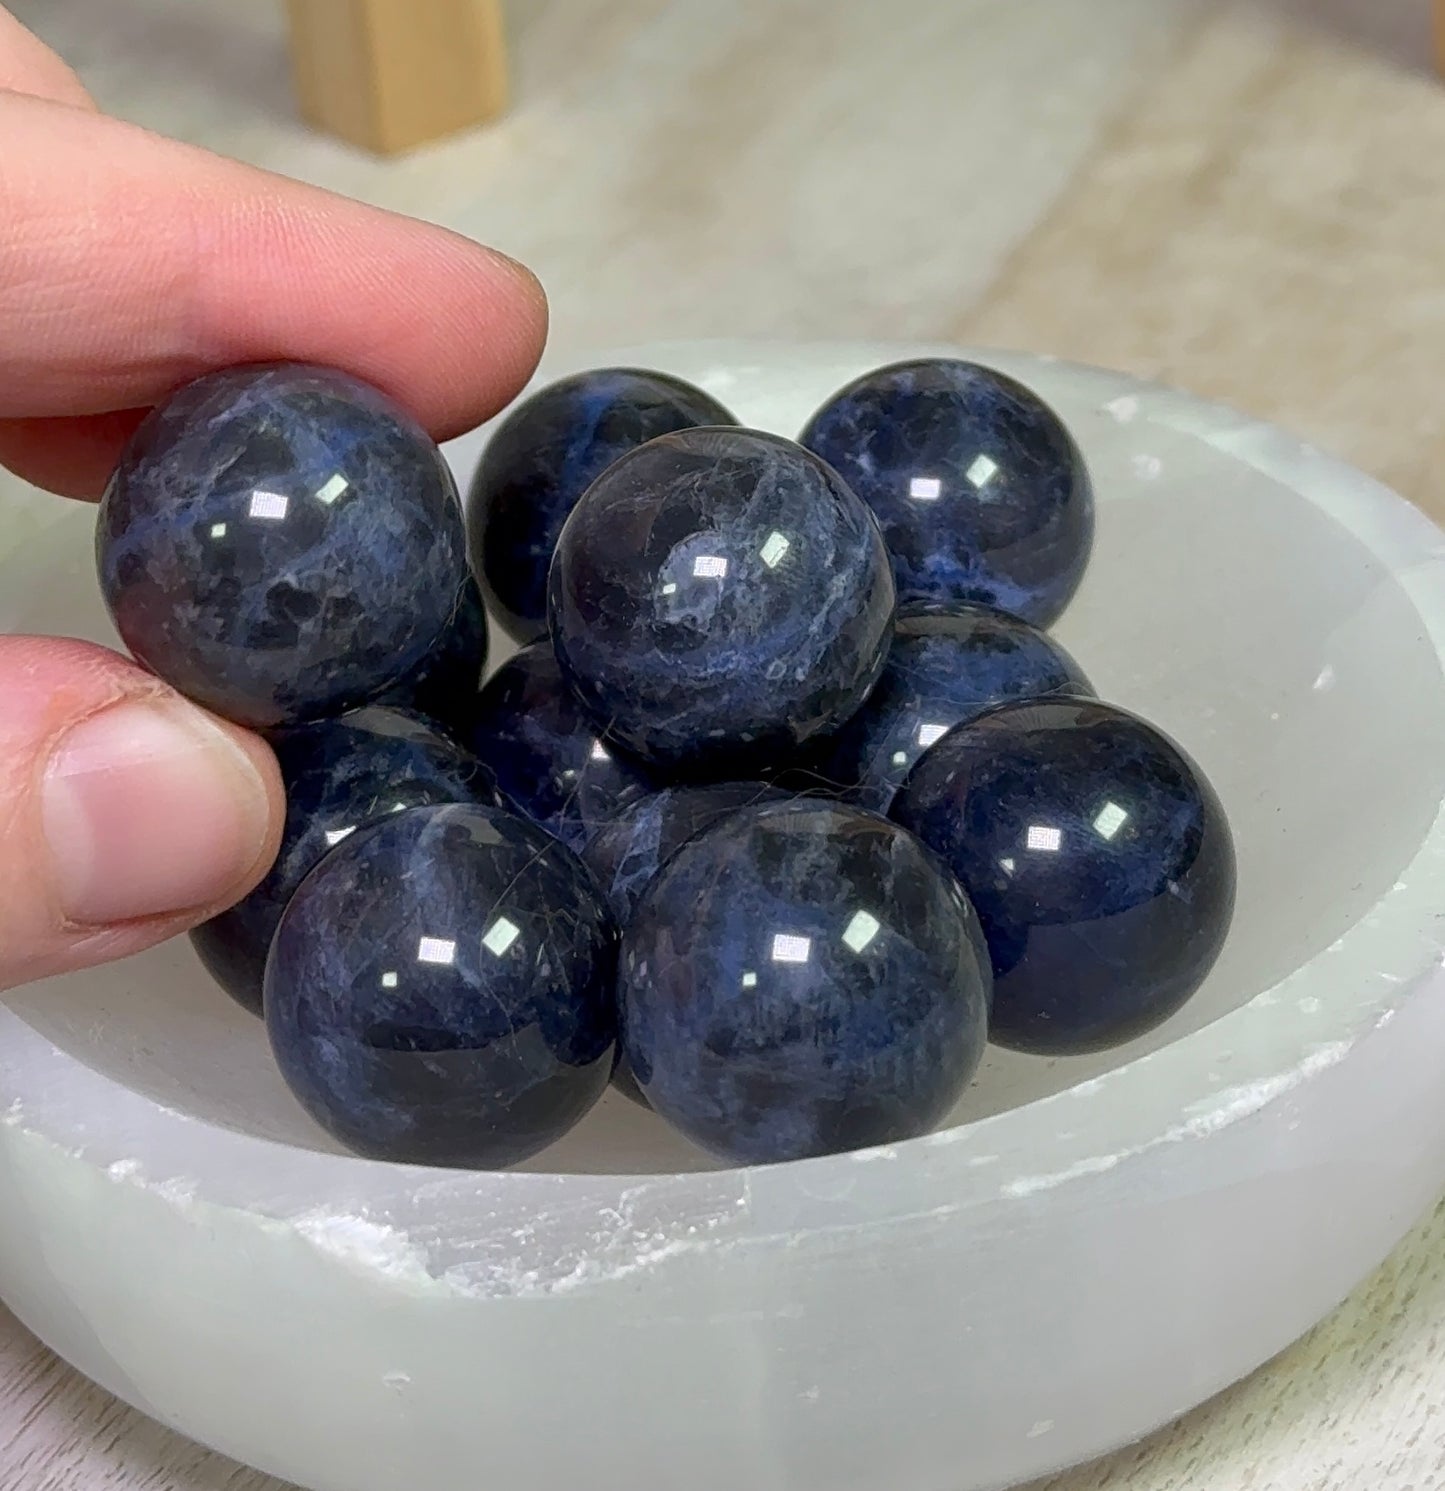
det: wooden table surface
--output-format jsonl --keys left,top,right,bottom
{"left": 2, "top": 1, "right": 1444, "bottom": 1487}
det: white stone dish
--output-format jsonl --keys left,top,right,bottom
{"left": 0, "top": 341, "right": 1442, "bottom": 1491}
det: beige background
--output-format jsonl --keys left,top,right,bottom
{"left": 2, "top": 2, "right": 1443, "bottom": 1487}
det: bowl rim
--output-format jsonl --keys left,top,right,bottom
{"left": 4, "top": 340, "right": 1444, "bottom": 1283}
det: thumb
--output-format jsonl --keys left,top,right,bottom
{"left": 1, "top": 636, "right": 283, "bottom": 991}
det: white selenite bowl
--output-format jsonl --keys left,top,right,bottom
{"left": 1, "top": 342, "right": 1443, "bottom": 1491}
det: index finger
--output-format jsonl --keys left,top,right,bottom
{"left": 0, "top": 91, "right": 546, "bottom": 447}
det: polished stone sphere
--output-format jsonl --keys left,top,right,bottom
{"left": 192, "top": 706, "right": 496, "bottom": 1015}
{"left": 548, "top": 427, "right": 896, "bottom": 775}
{"left": 817, "top": 603, "right": 1092, "bottom": 811}
{"left": 583, "top": 779, "right": 788, "bottom": 1111}
{"left": 467, "top": 368, "right": 735, "bottom": 640}
{"left": 266, "top": 803, "right": 617, "bottom": 1168}
{"left": 97, "top": 363, "right": 469, "bottom": 729}
{"left": 581, "top": 781, "right": 788, "bottom": 927}
{"left": 457, "top": 641, "right": 656, "bottom": 851}
{"left": 891, "top": 698, "right": 1235, "bottom": 1055}
{"left": 378, "top": 571, "right": 489, "bottom": 734}
{"left": 619, "top": 799, "right": 991, "bottom": 1163}
{"left": 800, "top": 358, "right": 1093, "bottom": 626}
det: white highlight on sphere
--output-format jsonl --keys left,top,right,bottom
{"left": 482, "top": 918, "right": 521, "bottom": 958}
{"left": 759, "top": 531, "right": 791, "bottom": 569}
{"left": 1092, "top": 801, "right": 1129, "bottom": 840}
{"left": 248, "top": 490, "right": 290, "bottom": 521}
{"left": 841, "top": 910, "right": 882, "bottom": 953}
{"left": 770, "top": 933, "right": 812, "bottom": 964}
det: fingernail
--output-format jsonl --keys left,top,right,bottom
{"left": 43, "top": 697, "right": 271, "bottom": 926}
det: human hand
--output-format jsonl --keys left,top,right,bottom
{"left": 0, "top": 9, "right": 547, "bottom": 990}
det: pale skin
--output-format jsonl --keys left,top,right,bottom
{"left": 0, "top": 9, "right": 548, "bottom": 990}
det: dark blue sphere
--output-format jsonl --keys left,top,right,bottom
{"left": 468, "top": 368, "right": 736, "bottom": 640}
{"left": 620, "top": 799, "right": 992, "bottom": 1164}
{"left": 548, "top": 428, "right": 896, "bottom": 775}
{"left": 97, "top": 364, "right": 469, "bottom": 729}
{"left": 377, "top": 571, "right": 489, "bottom": 733}
{"left": 266, "top": 803, "right": 618, "bottom": 1168}
{"left": 817, "top": 603, "right": 1092, "bottom": 811}
{"left": 192, "top": 706, "right": 496, "bottom": 1015}
{"left": 581, "top": 781, "right": 788, "bottom": 927}
{"left": 891, "top": 698, "right": 1235, "bottom": 1056}
{"left": 458, "top": 641, "right": 655, "bottom": 851}
{"left": 800, "top": 359, "right": 1093, "bottom": 625}
{"left": 583, "top": 780, "right": 788, "bottom": 1111}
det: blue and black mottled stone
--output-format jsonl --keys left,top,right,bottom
{"left": 265, "top": 803, "right": 618, "bottom": 1168}
{"left": 799, "top": 359, "right": 1093, "bottom": 626}
{"left": 548, "top": 428, "right": 896, "bottom": 775}
{"left": 891, "top": 698, "right": 1235, "bottom": 1056}
{"left": 457, "top": 641, "right": 655, "bottom": 852}
{"left": 582, "top": 781, "right": 788, "bottom": 927}
{"left": 192, "top": 706, "right": 497, "bottom": 1016}
{"left": 377, "top": 571, "right": 489, "bottom": 733}
{"left": 816, "top": 603, "right": 1093, "bottom": 811}
{"left": 97, "top": 364, "right": 469, "bottom": 729}
{"left": 582, "top": 779, "right": 788, "bottom": 1111}
{"left": 467, "top": 368, "right": 736, "bottom": 641}
{"left": 619, "top": 799, "right": 992, "bottom": 1163}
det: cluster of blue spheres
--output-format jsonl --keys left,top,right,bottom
{"left": 95, "top": 358, "right": 1235, "bottom": 1171}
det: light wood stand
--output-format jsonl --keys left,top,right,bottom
{"left": 285, "top": 0, "right": 507, "bottom": 155}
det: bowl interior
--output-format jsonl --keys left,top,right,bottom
{"left": 2, "top": 345, "right": 1442, "bottom": 1177}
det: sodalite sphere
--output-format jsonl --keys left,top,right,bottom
{"left": 548, "top": 428, "right": 896, "bottom": 774}
{"left": 585, "top": 781, "right": 788, "bottom": 1109}
{"left": 97, "top": 364, "right": 469, "bottom": 729}
{"left": 191, "top": 706, "right": 496, "bottom": 1015}
{"left": 458, "top": 641, "right": 655, "bottom": 851}
{"left": 817, "top": 603, "right": 1093, "bottom": 811}
{"left": 800, "top": 359, "right": 1093, "bottom": 626}
{"left": 266, "top": 803, "right": 618, "bottom": 1168}
{"left": 891, "top": 698, "right": 1235, "bottom": 1056}
{"left": 378, "top": 571, "right": 489, "bottom": 733}
{"left": 619, "top": 799, "right": 992, "bottom": 1164}
{"left": 582, "top": 781, "right": 788, "bottom": 927}
{"left": 468, "top": 369, "right": 736, "bottom": 640}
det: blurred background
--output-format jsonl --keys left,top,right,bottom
{"left": 8, "top": 0, "right": 1444, "bottom": 505}
{"left": 2, "top": 3, "right": 1444, "bottom": 1489}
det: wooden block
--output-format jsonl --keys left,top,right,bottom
{"left": 285, "top": 0, "right": 507, "bottom": 155}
